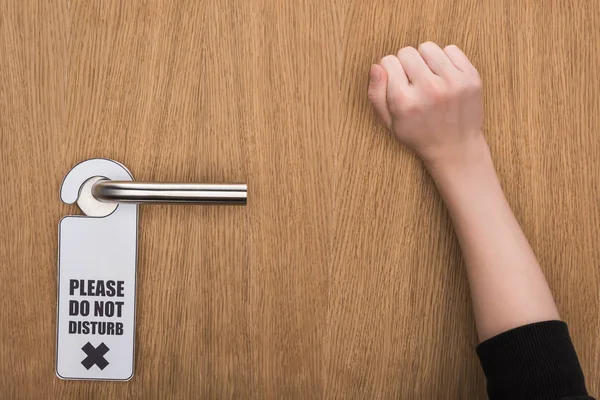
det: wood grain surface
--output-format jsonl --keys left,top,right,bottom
{"left": 0, "top": 0, "right": 598, "bottom": 398}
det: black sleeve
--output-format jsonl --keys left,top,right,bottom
{"left": 476, "top": 320, "right": 594, "bottom": 400}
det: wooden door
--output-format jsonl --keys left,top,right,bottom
{"left": 1, "top": 1, "right": 598, "bottom": 398}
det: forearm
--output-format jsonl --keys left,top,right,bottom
{"left": 427, "top": 141, "right": 560, "bottom": 342}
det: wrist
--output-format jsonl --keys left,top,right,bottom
{"left": 423, "top": 135, "right": 494, "bottom": 186}
{"left": 425, "top": 138, "right": 501, "bottom": 209}
{"left": 425, "top": 139, "right": 506, "bottom": 227}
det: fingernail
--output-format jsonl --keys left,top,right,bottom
{"left": 370, "top": 65, "right": 380, "bottom": 83}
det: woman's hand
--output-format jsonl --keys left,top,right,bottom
{"left": 368, "top": 42, "right": 486, "bottom": 174}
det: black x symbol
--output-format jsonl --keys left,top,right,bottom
{"left": 81, "top": 342, "right": 110, "bottom": 370}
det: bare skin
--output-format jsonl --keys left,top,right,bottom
{"left": 368, "top": 42, "right": 560, "bottom": 342}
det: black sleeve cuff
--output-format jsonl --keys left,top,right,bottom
{"left": 476, "top": 320, "right": 592, "bottom": 400}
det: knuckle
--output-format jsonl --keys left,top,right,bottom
{"left": 429, "top": 89, "right": 447, "bottom": 103}
{"left": 379, "top": 54, "right": 397, "bottom": 65}
{"left": 418, "top": 41, "right": 436, "bottom": 52}
{"left": 388, "top": 93, "right": 411, "bottom": 114}
{"left": 422, "top": 77, "right": 444, "bottom": 97}
{"left": 446, "top": 77, "right": 481, "bottom": 97}
{"left": 386, "top": 92, "right": 403, "bottom": 110}
{"left": 462, "top": 75, "right": 482, "bottom": 94}
{"left": 397, "top": 46, "right": 417, "bottom": 59}
{"left": 379, "top": 54, "right": 398, "bottom": 69}
{"left": 444, "top": 77, "right": 461, "bottom": 91}
{"left": 447, "top": 82, "right": 467, "bottom": 98}
{"left": 444, "top": 44, "right": 458, "bottom": 52}
{"left": 470, "top": 76, "right": 483, "bottom": 90}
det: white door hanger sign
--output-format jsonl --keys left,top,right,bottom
{"left": 56, "top": 158, "right": 247, "bottom": 381}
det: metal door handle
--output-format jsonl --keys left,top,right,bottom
{"left": 92, "top": 181, "right": 247, "bottom": 205}
{"left": 64, "top": 159, "right": 247, "bottom": 217}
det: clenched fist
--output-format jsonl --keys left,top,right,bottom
{"left": 368, "top": 42, "right": 486, "bottom": 172}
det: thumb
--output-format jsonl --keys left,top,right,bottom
{"left": 368, "top": 64, "right": 392, "bottom": 129}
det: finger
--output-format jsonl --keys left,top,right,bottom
{"left": 379, "top": 54, "right": 409, "bottom": 88}
{"left": 418, "top": 42, "right": 457, "bottom": 78}
{"left": 367, "top": 64, "right": 392, "bottom": 128}
{"left": 443, "top": 45, "right": 478, "bottom": 75}
{"left": 379, "top": 55, "right": 410, "bottom": 115}
{"left": 397, "top": 46, "right": 433, "bottom": 83}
